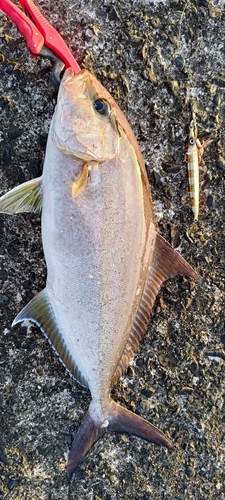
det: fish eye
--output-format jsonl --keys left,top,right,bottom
{"left": 94, "top": 99, "right": 109, "bottom": 115}
{"left": 189, "top": 137, "right": 195, "bottom": 145}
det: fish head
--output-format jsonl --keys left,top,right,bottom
{"left": 51, "top": 68, "right": 121, "bottom": 163}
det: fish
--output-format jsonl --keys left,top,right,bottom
{"left": 0, "top": 68, "right": 200, "bottom": 478}
{"left": 187, "top": 114, "right": 213, "bottom": 221}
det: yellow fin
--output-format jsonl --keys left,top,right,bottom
{"left": 72, "top": 164, "right": 90, "bottom": 198}
{"left": 0, "top": 177, "right": 42, "bottom": 214}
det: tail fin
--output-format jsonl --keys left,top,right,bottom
{"left": 67, "top": 400, "right": 175, "bottom": 479}
{"left": 108, "top": 400, "right": 175, "bottom": 450}
{"left": 67, "top": 409, "right": 107, "bottom": 480}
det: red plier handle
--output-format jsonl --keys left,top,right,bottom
{"left": 0, "top": 0, "right": 81, "bottom": 83}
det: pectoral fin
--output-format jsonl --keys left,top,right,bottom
{"left": 72, "top": 164, "right": 90, "bottom": 198}
{"left": 0, "top": 177, "right": 42, "bottom": 214}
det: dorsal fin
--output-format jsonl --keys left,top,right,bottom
{"left": 12, "top": 289, "right": 88, "bottom": 388}
{"left": 112, "top": 232, "right": 200, "bottom": 384}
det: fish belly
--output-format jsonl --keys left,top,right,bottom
{"left": 41, "top": 139, "right": 153, "bottom": 407}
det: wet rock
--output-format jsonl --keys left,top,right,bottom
{"left": 27, "top": 159, "right": 42, "bottom": 177}
{"left": 163, "top": 184, "right": 176, "bottom": 200}
{"left": 185, "top": 466, "right": 196, "bottom": 478}
{"left": 220, "top": 333, "right": 225, "bottom": 345}
{"left": 213, "top": 91, "right": 222, "bottom": 107}
{"left": 153, "top": 170, "right": 161, "bottom": 188}
{"left": 205, "top": 351, "right": 225, "bottom": 361}
{"left": 142, "top": 63, "right": 157, "bottom": 83}
{"left": 180, "top": 386, "right": 194, "bottom": 395}
{"left": 217, "top": 155, "right": 225, "bottom": 171}
{"left": 150, "top": 17, "right": 161, "bottom": 28}
{"left": 162, "top": 162, "right": 180, "bottom": 173}
{"left": 8, "top": 478, "right": 21, "bottom": 490}
{"left": 8, "top": 127, "right": 22, "bottom": 140}
{"left": 170, "top": 224, "right": 180, "bottom": 248}
{"left": 206, "top": 195, "right": 215, "bottom": 210}
{"left": 189, "top": 362, "right": 200, "bottom": 377}
{"left": 0, "top": 294, "right": 9, "bottom": 305}
{"left": 0, "top": 268, "right": 8, "bottom": 280}
{"left": 6, "top": 64, "right": 14, "bottom": 75}
{"left": 38, "top": 134, "right": 48, "bottom": 149}
{"left": 209, "top": 6, "right": 222, "bottom": 19}
{"left": 141, "top": 386, "right": 156, "bottom": 398}
{"left": 0, "top": 369, "right": 6, "bottom": 384}
{"left": 107, "top": 5, "right": 121, "bottom": 21}
{"left": 217, "top": 177, "right": 223, "bottom": 186}
{"left": 1, "top": 147, "right": 12, "bottom": 169}
{"left": 165, "top": 80, "right": 180, "bottom": 97}
{"left": 174, "top": 56, "right": 185, "bottom": 70}
{"left": 199, "top": 0, "right": 210, "bottom": 6}
{"left": 0, "top": 450, "right": 10, "bottom": 465}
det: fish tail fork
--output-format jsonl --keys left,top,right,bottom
{"left": 67, "top": 400, "right": 175, "bottom": 479}
{"left": 67, "top": 408, "right": 107, "bottom": 480}
{"left": 108, "top": 400, "right": 175, "bottom": 451}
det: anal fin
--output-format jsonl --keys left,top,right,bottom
{"left": 112, "top": 232, "right": 200, "bottom": 383}
{"left": 12, "top": 289, "right": 88, "bottom": 387}
{"left": 0, "top": 177, "right": 42, "bottom": 214}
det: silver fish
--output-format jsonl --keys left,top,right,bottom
{"left": 0, "top": 69, "right": 199, "bottom": 478}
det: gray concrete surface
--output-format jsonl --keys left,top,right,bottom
{"left": 0, "top": 0, "right": 224, "bottom": 499}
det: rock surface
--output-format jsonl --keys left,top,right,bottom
{"left": 0, "top": 1, "right": 224, "bottom": 499}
